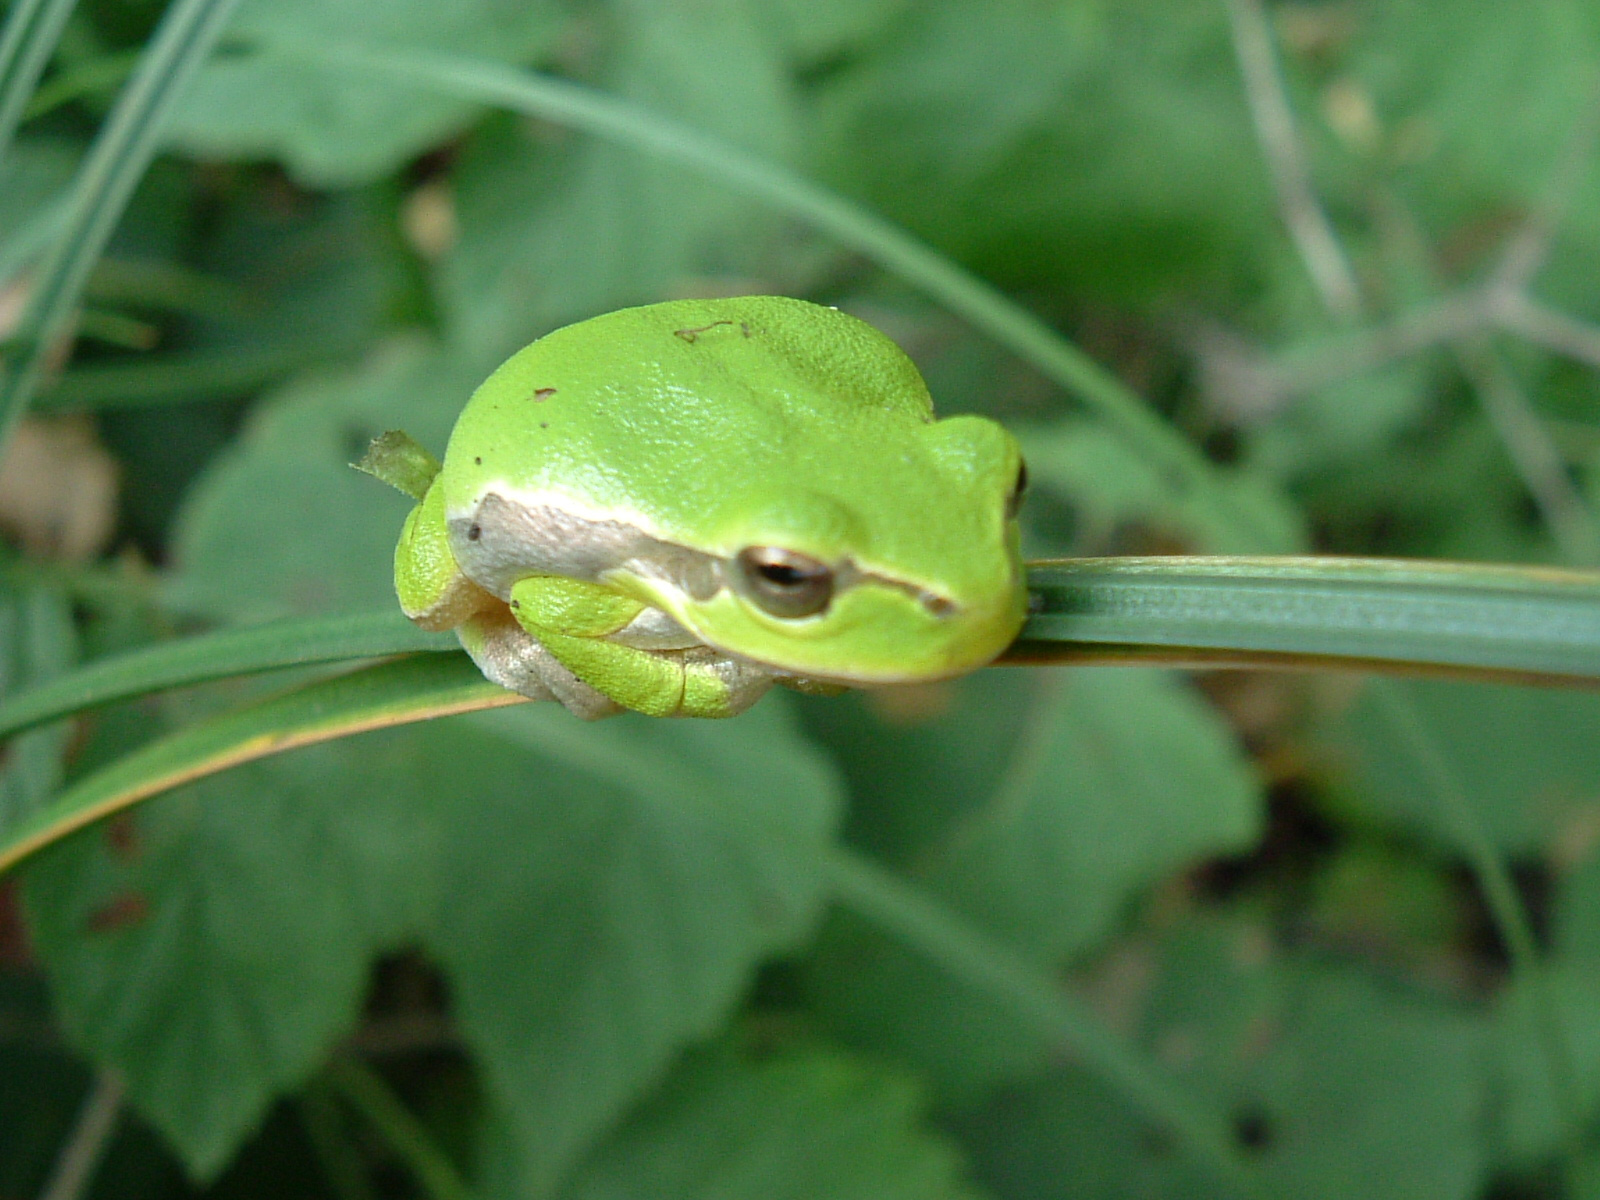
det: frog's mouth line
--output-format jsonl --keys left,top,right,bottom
{"left": 449, "top": 490, "right": 959, "bottom": 621}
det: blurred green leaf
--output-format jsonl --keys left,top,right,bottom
{"left": 0, "top": 136, "right": 76, "bottom": 283}
{"left": 1018, "top": 421, "right": 1305, "bottom": 555}
{"left": 513, "top": 1041, "right": 988, "bottom": 1200}
{"left": 1349, "top": 1, "right": 1600, "bottom": 246}
{"left": 959, "top": 919, "right": 1489, "bottom": 1200}
{"left": 802, "top": 668, "right": 1262, "bottom": 1096}
{"left": 439, "top": 0, "right": 799, "bottom": 358}
{"left": 164, "top": 0, "right": 567, "bottom": 187}
{"left": 814, "top": 0, "right": 1271, "bottom": 301}
{"left": 167, "top": 339, "right": 482, "bottom": 621}
{"left": 22, "top": 686, "right": 840, "bottom": 1183}
{"left": 1323, "top": 679, "right": 1600, "bottom": 856}
{"left": 1256, "top": 361, "right": 1436, "bottom": 476}
{"left": 761, "top": 0, "right": 912, "bottom": 66}
{"left": 1492, "top": 964, "right": 1600, "bottom": 1172}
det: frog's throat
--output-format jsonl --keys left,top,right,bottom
{"left": 447, "top": 489, "right": 955, "bottom": 618}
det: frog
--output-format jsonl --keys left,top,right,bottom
{"left": 360, "top": 296, "right": 1028, "bottom": 719}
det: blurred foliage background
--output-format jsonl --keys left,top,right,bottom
{"left": 4, "top": 0, "right": 1600, "bottom": 1197}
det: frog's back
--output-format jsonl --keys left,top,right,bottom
{"left": 440, "top": 296, "right": 935, "bottom": 531}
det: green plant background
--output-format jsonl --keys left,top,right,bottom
{"left": 4, "top": 0, "right": 1600, "bottom": 1197}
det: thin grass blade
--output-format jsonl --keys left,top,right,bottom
{"left": 0, "top": 653, "right": 521, "bottom": 875}
{"left": 258, "top": 39, "right": 1283, "bottom": 551}
{"left": 0, "top": 0, "right": 243, "bottom": 454}
{"left": 0, "top": 609, "right": 451, "bottom": 741}
{"left": 0, "top": 0, "right": 78, "bottom": 169}
{"left": 1011, "top": 556, "right": 1600, "bottom": 685}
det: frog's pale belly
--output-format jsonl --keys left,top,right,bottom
{"left": 446, "top": 487, "right": 722, "bottom": 604}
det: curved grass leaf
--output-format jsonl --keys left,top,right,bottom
{"left": 0, "top": 0, "right": 78, "bottom": 169}
{"left": 259, "top": 38, "right": 1283, "bottom": 551}
{"left": 0, "top": 652, "right": 518, "bottom": 875}
{"left": 1015, "top": 556, "right": 1600, "bottom": 686}
{"left": 0, "top": 609, "right": 450, "bottom": 741}
{"left": 0, "top": 0, "right": 244, "bottom": 452}
{"left": 33, "top": 342, "right": 355, "bottom": 412}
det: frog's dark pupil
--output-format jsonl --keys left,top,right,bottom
{"left": 467, "top": 524, "right": 482, "bottom": 541}
{"left": 760, "top": 563, "right": 809, "bottom": 587}
{"left": 736, "top": 547, "right": 834, "bottom": 618}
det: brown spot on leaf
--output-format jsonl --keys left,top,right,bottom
{"left": 533, "top": 388, "right": 557, "bottom": 401}
{"left": 106, "top": 814, "right": 142, "bottom": 862}
{"left": 88, "top": 892, "right": 150, "bottom": 934}
{"left": 0, "top": 882, "right": 34, "bottom": 966}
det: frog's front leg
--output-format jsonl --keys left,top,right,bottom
{"left": 393, "top": 476, "right": 621, "bottom": 718}
{"left": 394, "top": 474, "right": 497, "bottom": 631}
{"left": 509, "top": 575, "right": 775, "bottom": 718}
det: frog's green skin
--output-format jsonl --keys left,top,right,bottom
{"left": 393, "top": 296, "right": 1027, "bottom": 719}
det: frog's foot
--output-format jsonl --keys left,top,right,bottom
{"left": 509, "top": 574, "right": 775, "bottom": 718}
{"left": 395, "top": 473, "right": 497, "bottom": 631}
{"left": 457, "top": 608, "right": 623, "bottom": 720}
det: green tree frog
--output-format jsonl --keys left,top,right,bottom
{"left": 365, "top": 296, "right": 1028, "bottom": 719}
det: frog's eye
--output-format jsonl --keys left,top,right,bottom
{"left": 1005, "top": 459, "right": 1029, "bottom": 521}
{"left": 735, "top": 547, "right": 834, "bottom": 618}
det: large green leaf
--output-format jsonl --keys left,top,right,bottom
{"left": 1018, "top": 421, "right": 1304, "bottom": 556}
{"left": 163, "top": 0, "right": 566, "bottom": 187}
{"left": 1491, "top": 965, "right": 1600, "bottom": 1172}
{"left": 1499, "top": 847, "right": 1600, "bottom": 1168}
{"left": 761, "top": 0, "right": 912, "bottom": 66}
{"left": 22, "top": 690, "right": 841, "bottom": 1183}
{"left": 429, "top": 702, "right": 841, "bottom": 1193}
{"left": 813, "top": 0, "right": 1271, "bottom": 301}
{"left": 801, "top": 668, "right": 1262, "bottom": 1096}
{"left": 1348, "top": 0, "right": 1600, "bottom": 247}
{"left": 166, "top": 340, "right": 483, "bottom": 622}
{"left": 439, "top": 0, "right": 799, "bottom": 358}
{"left": 536, "top": 1041, "right": 987, "bottom": 1200}
{"left": 1323, "top": 679, "right": 1600, "bottom": 855}
{"left": 0, "top": 135, "right": 75, "bottom": 282}
{"left": 959, "top": 919, "right": 1489, "bottom": 1200}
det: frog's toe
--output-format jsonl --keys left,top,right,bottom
{"left": 675, "top": 647, "right": 776, "bottom": 718}
{"left": 457, "top": 609, "right": 623, "bottom": 720}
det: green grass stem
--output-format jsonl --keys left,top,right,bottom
{"left": 0, "top": 0, "right": 78, "bottom": 169}
{"left": 267, "top": 39, "right": 1285, "bottom": 552}
{"left": 0, "top": 0, "right": 243, "bottom": 456}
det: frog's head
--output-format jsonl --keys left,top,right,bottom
{"left": 633, "top": 409, "right": 1029, "bottom": 686}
